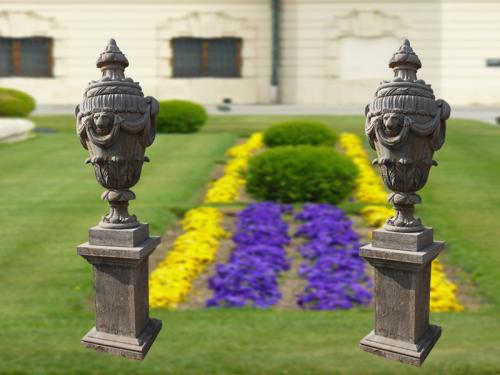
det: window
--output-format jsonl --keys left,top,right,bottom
{"left": 172, "top": 37, "right": 242, "bottom": 78}
{"left": 0, "top": 37, "right": 53, "bottom": 77}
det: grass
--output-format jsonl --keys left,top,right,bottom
{"left": 30, "top": 114, "right": 365, "bottom": 137}
{"left": 0, "top": 114, "right": 499, "bottom": 374}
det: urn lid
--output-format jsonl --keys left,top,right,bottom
{"left": 388, "top": 38, "right": 421, "bottom": 71}
{"left": 369, "top": 39, "right": 436, "bottom": 116}
{"left": 96, "top": 38, "right": 129, "bottom": 69}
{"left": 80, "top": 39, "right": 146, "bottom": 115}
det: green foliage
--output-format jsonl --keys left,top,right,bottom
{"left": 263, "top": 120, "right": 339, "bottom": 147}
{"left": 0, "top": 87, "right": 36, "bottom": 117}
{"left": 156, "top": 99, "right": 208, "bottom": 133}
{"left": 247, "top": 145, "right": 357, "bottom": 204}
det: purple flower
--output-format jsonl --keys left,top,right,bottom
{"left": 207, "top": 202, "right": 291, "bottom": 308}
{"left": 295, "top": 203, "right": 372, "bottom": 310}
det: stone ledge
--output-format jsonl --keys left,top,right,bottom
{"left": 77, "top": 236, "right": 160, "bottom": 263}
{"left": 372, "top": 227, "right": 433, "bottom": 252}
{"left": 359, "top": 325, "right": 441, "bottom": 367}
{"left": 0, "top": 118, "right": 34, "bottom": 142}
{"left": 360, "top": 241, "right": 444, "bottom": 270}
{"left": 81, "top": 318, "right": 162, "bottom": 360}
{"left": 89, "top": 223, "right": 149, "bottom": 247}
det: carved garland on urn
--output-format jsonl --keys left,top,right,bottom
{"left": 365, "top": 39, "right": 450, "bottom": 232}
{"left": 76, "top": 39, "right": 159, "bottom": 229}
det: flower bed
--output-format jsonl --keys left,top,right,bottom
{"left": 206, "top": 202, "right": 291, "bottom": 308}
{"left": 294, "top": 203, "right": 372, "bottom": 310}
{"left": 149, "top": 132, "right": 464, "bottom": 312}
{"left": 204, "top": 132, "right": 264, "bottom": 203}
{"left": 149, "top": 207, "right": 229, "bottom": 309}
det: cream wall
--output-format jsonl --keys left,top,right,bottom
{"left": 2, "top": 0, "right": 500, "bottom": 107}
{"left": 280, "top": 0, "right": 442, "bottom": 106}
{"left": 0, "top": 0, "right": 273, "bottom": 105}
{"left": 441, "top": 1, "right": 500, "bottom": 106}
{"left": 281, "top": 0, "right": 500, "bottom": 107}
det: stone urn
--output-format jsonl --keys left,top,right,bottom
{"left": 76, "top": 39, "right": 159, "bottom": 229}
{"left": 76, "top": 39, "right": 162, "bottom": 360}
{"left": 365, "top": 39, "right": 450, "bottom": 232}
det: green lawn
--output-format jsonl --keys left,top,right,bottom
{"left": 0, "top": 115, "right": 499, "bottom": 374}
{"left": 30, "top": 114, "right": 365, "bottom": 136}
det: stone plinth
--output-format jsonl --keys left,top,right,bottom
{"left": 77, "top": 224, "right": 162, "bottom": 360}
{"left": 359, "top": 228, "right": 444, "bottom": 366}
{"left": 0, "top": 118, "right": 34, "bottom": 143}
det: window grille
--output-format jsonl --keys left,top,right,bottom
{"left": 172, "top": 37, "right": 242, "bottom": 78}
{"left": 0, "top": 38, "right": 12, "bottom": 76}
{"left": 0, "top": 37, "right": 53, "bottom": 77}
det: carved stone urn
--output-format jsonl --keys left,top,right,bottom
{"left": 76, "top": 38, "right": 159, "bottom": 229}
{"left": 365, "top": 39, "right": 450, "bottom": 232}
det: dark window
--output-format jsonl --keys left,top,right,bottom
{"left": 172, "top": 37, "right": 241, "bottom": 78}
{"left": 172, "top": 38, "right": 203, "bottom": 77}
{"left": 0, "top": 37, "right": 53, "bottom": 77}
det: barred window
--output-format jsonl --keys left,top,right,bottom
{"left": 0, "top": 37, "right": 53, "bottom": 77}
{"left": 172, "top": 37, "right": 242, "bottom": 78}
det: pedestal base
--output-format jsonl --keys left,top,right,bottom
{"left": 78, "top": 224, "right": 161, "bottom": 360}
{"left": 81, "top": 318, "right": 162, "bottom": 360}
{"left": 359, "top": 325, "right": 441, "bottom": 367}
{"left": 359, "top": 228, "right": 444, "bottom": 366}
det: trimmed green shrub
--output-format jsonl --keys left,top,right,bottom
{"left": 0, "top": 88, "right": 36, "bottom": 117}
{"left": 156, "top": 99, "right": 208, "bottom": 133}
{"left": 263, "top": 120, "right": 338, "bottom": 147}
{"left": 246, "top": 146, "right": 357, "bottom": 204}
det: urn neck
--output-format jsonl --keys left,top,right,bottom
{"left": 393, "top": 64, "right": 418, "bottom": 81}
{"left": 100, "top": 63, "right": 126, "bottom": 80}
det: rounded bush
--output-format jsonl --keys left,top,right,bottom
{"left": 156, "top": 99, "right": 207, "bottom": 133}
{"left": 263, "top": 120, "right": 338, "bottom": 147}
{"left": 0, "top": 88, "right": 36, "bottom": 117}
{"left": 246, "top": 146, "right": 357, "bottom": 204}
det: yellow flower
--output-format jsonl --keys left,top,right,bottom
{"left": 149, "top": 207, "right": 229, "bottom": 309}
{"left": 360, "top": 205, "right": 394, "bottom": 228}
{"left": 430, "top": 259, "right": 464, "bottom": 312}
{"left": 339, "top": 133, "right": 387, "bottom": 205}
{"left": 204, "top": 132, "right": 264, "bottom": 203}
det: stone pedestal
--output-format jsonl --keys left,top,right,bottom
{"left": 77, "top": 223, "right": 162, "bottom": 360}
{"left": 359, "top": 228, "right": 444, "bottom": 366}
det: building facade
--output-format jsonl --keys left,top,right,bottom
{"left": 1, "top": 0, "right": 500, "bottom": 107}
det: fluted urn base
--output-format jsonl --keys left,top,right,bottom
{"left": 100, "top": 189, "right": 139, "bottom": 229}
{"left": 384, "top": 192, "right": 424, "bottom": 233}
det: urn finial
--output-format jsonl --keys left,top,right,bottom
{"left": 96, "top": 38, "right": 129, "bottom": 80}
{"left": 389, "top": 39, "right": 422, "bottom": 82}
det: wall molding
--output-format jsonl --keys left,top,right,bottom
{"left": 0, "top": 11, "right": 56, "bottom": 37}
{"left": 328, "top": 10, "right": 405, "bottom": 40}
{"left": 326, "top": 10, "right": 407, "bottom": 77}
